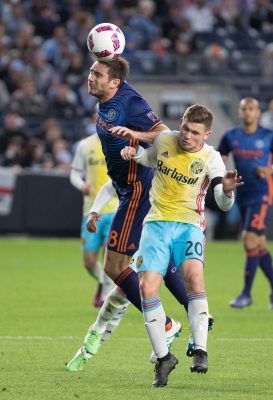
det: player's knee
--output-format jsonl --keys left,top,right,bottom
{"left": 184, "top": 271, "right": 202, "bottom": 293}
{"left": 83, "top": 253, "right": 97, "bottom": 270}
{"left": 139, "top": 277, "right": 155, "bottom": 299}
{"left": 244, "top": 232, "right": 259, "bottom": 252}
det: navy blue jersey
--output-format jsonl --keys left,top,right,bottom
{"left": 218, "top": 126, "right": 273, "bottom": 206}
{"left": 96, "top": 82, "right": 161, "bottom": 186}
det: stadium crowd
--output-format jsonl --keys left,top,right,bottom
{"left": 1, "top": 0, "right": 273, "bottom": 171}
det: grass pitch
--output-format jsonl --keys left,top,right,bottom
{"left": 1, "top": 238, "right": 273, "bottom": 400}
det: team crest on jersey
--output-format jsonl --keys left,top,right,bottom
{"left": 146, "top": 111, "right": 158, "bottom": 122}
{"left": 107, "top": 108, "right": 116, "bottom": 121}
{"left": 136, "top": 256, "right": 143, "bottom": 269}
{"left": 190, "top": 161, "right": 204, "bottom": 175}
{"left": 255, "top": 139, "right": 264, "bottom": 149}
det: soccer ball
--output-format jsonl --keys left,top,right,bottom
{"left": 87, "top": 23, "right": 125, "bottom": 62}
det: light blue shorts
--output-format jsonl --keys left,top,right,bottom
{"left": 137, "top": 221, "right": 205, "bottom": 276}
{"left": 81, "top": 213, "right": 114, "bottom": 252}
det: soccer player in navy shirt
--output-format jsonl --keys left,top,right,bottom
{"left": 219, "top": 97, "right": 273, "bottom": 309}
{"left": 87, "top": 58, "right": 188, "bottom": 330}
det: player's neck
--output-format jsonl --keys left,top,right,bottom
{"left": 243, "top": 123, "right": 258, "bottom": 134}
{"left": 98, "top": 88, "right": 119, "bottom": 104}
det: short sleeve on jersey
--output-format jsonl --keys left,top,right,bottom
{"left": 125, "top": 95, "right": 161, "bottom": 132}
{"left": 218, "top": 134, "right": 231, "bottom": 156}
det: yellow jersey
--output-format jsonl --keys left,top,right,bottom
{"left": 140, "top": 131, "right": 226, "bottom": 230}
{"left": 71, "top": 135, "right": 118, "bottom": 215}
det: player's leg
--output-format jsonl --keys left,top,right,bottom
{"left": 67, "top": 286, "right": 130, "bottom": 371}
{"left": 230, "top": 203, "right": 268, "bottom": 308}
{"left": 138, "top": 222, "right": 179, "bottom": 387}
{"left": 81, "top": 215, "right": 104, "bottom": 307}
{"left": 258, "top": 235, "right": 273, "bottom": 309}
{"left": 174, "top": 224, "right": 208, "bottom": 373}
{"left": 99, "top": 213, "right": 116, "bottom": 302}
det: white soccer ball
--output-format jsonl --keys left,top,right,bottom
{"left": 87, "top": 23, "right": 126, "bottom": 62}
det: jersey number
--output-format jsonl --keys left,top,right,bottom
{"left": 108, "top": 230, "right": 118, "bottom": 248}
{"left": 185, "top": 241, "right": 203, "bottom": 256}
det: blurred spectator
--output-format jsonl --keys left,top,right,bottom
{"left": 248, "top": 0, "right": 273, "bottom": 32}
{"left": 24, "top": 137, "right": 47, "bottom": 170}
{"left": 52, "top": 138, "right": 72, "bottom": 171}
{"left": 183, "top": 0, "right": 215, "bottom": 33}
{"left": 0, "top": 80, "right": 10, "bottom": 111}
{"left": 66, "top": 10, "right": 95, "bottom": 49}
{"left": 42, "top": 118, "right": 63, "bottom": 153}
{"left": 63, "top": 52, "right": 85, "bottom": 89}
{"left": 12, "top": 23, "right": 40, "bottom": 58}
{"left": 3, "top": 59, "right": 29, "bottom": 94}
{"left": 0, "top": 111, "right": 27, "bottom": 154}
{"left": 9, "top": 79, "right": 47, "bottom": 118}
{"left": 203, "top": 43, "right": 229, "bottom": 74}
{"left": 42, "top": 25, "right": 77, "bottom": 69}
{"left": 260, "top": 98, "right": 273, "bottom": 129}
{"left": 1, "top": 136, "right": 26, "bottom": 169}
{"left": 47, "top": 82, "right": 80, "bottom": 119}
{"left": 128, "top": 0, "right": 161, "bottom": 50}
{"left": 260, "top": 42, "right": 273, "bottom": 78}
{"left": 94, "top": 0, "right": 119, "bottom": 24}
{"left": 214, "top": 0, "right": 244, "bottom": 29}
{"left": 26, "top": 49, "right": 57, "bottom": 92}
{"left": 2, "top": 1, "right": 28, "bottom": 36}
{"left": 78, "top": 78, "right": 98, "bottom": 116}
{"left": 32, "top": 5, "right": 59, "bottom": 38}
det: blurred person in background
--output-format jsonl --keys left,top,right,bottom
{"left": 219, "top": 97, "right": 273, "bottom": 309}
{"left": 26, "top": 49, "right": 57, "bottom": 93}
{"left": 260, "top": 98, "right": 273, "bottom": 130}
{"left": 9, "top": 79, "right": 47, "bottom": 119}
{"left": 52, "top": 138, "right": 72, "bottom": 171}
{"left": 70, "top": 132, "right": 117, "bottom": 307}
{"left": 0, "top": 111, "right": 27, "bottom": 154}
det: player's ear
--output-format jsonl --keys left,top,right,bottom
{"left": 111, "top": 78, "right": 120, "bottom": 89}
{"left": 204, "top": 130, "right": 211, "bottom": 140}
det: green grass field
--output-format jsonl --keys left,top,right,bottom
{"left": 1, "top": 238, "right": 273, "bottom": 400}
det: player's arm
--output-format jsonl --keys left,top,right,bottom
{"left": 70, "top": 142, "right": 91, "bottom": 195}
{"left": 218, "top": 134, "right": 231, "bottom": 164}
{"left": 209, "top": 152, "right": 243, "bottom": 212}
{"left": 120, "top": 138, "right": 158, "bottom": 167}
{"left": 86, "top": 180, "right": 117, "bottom": 233}
{"left": 110, "top": 122, "right": 169, "bottom": 144}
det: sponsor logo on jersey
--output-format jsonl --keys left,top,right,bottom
{"left": 255, "top": 139, "right": 264, "bottom": 149}
{"left": 160, "top": 151, "right": 169, "bottom": 158}
{"left": 190, "top": 161, "right": 204, "bottom": 175}
{"left": 146, "top": 111, "right": 159, "bottom": 122}
{"left": 157, "top": 159, "right": 199, "bottom": 185}
{"left": 88, "top": 157, "right": 106, "bottom": 166}
{"left": 107, "top": 108, "right": 116, "bottom": 121}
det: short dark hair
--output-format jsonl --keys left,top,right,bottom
{"left": 184, "top": 104, "right": 213, "bottom": 131}
{"left": 100, "top": 57, "right": 129, "bottom": 87}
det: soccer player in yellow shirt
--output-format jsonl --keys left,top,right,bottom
{"left": 120, "top": 104, "right": 243, "bottom": 387}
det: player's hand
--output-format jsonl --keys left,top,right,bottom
{"left": 110, "top": 126, "right": 137, "bottom": 140}
{"left": 120, "top": 146, "right": 137, "bottom": 160}
{"left": 256, "top": 166, "right": 273, "bottom": 179}
{"left": 222, "top": 169, "right": 244, "bottom": 197}
{"left": 82, "top": 183, "right": 91, "bottom": 195}
{"left": 86, "top": 212, "right": 100, "bottom": 233}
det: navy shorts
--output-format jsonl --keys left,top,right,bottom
{"left": 107, "top": 180, "right": 152, "bottom": 256}
{"left": 239, "top": 201, "right": 273, "bottom": 235}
